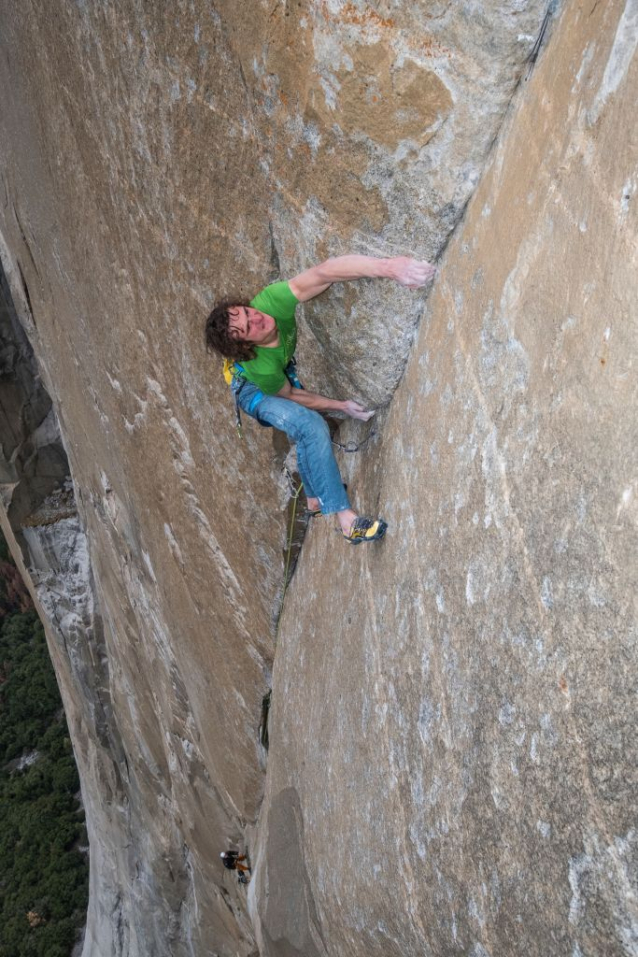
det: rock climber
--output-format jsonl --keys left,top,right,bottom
{"left": 220, "top": 850, "right": 250, "bottom": 874}
{"left": 204, "top": 255, "right": 436, "bottom": 543}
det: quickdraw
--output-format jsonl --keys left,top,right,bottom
{"left": 331, "top": 431, "right": 377, "bottom": 453}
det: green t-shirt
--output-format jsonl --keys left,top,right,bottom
{"left": 239, "top": 281, "right": 299, "bottom": 394}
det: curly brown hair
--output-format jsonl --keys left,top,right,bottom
{"left": 204, "top": 299, "right": 255, "bottom": 362}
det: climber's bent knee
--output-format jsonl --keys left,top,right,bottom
{"left": 254, "top": 396, "right": 329, "bottom": 445}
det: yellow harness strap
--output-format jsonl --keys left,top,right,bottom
{"left": 222, "top": 358, "right": 236, "bottom": 385}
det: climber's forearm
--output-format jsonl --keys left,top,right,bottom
{"left": 275, "top": 383, "right": 374, "bottom": 421}
{"left": 288, "top": 255, "right": 436, "bottom": 302}
{"left": 288, "top": 256, "right": 393, "bottom": 302}
{"left": 282, "top": 384, "right": 345, "bottom": 414}
{"left": 315, "top": 255, "right": 395, "bottom": 284}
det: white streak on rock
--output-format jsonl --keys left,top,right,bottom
{"left": 163, "top": 522, "right": 184, "bottom": 569}
{"left": 588, "top": 0, "right": 638, "bottom": 125}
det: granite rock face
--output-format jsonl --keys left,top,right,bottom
{"left": 0, "top": 1, "right": 636, "bottom": 956}
{"left": 252, "top": 2, "right": 638, "bottom": 955}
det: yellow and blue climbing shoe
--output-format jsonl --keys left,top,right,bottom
{"left": 343, "top": 517, "right": 388, "bottom": 544}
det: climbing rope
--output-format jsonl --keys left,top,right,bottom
{"left": 526, "top": 3, "right": 554, "bottom": 79}
{"left": 261, "top": 482, "right": 301, "bottom": 752}
{"left": 278, "top": 423, "right": 376, "bottom": 602}
{"left": 263, "top": 431, "right": 373, "bottom": 747}
{"left": 282, "top": 480, "right": 302, "bottom": 599}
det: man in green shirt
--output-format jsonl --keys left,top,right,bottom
{"left": 205, "top": 255, "right": 435, "bottom": 543}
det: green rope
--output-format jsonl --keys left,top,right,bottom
{"left": 264, "top": 482, "right": 302, "bottom": 751}
{"left": 263, "top": 424, "right": 373, "bottom": 747}
{"left": 282, "top": 481, "right": 302, "bottom": 605}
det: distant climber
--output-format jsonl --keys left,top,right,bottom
{"left": 205, "top": 256, "right": 435, "bottom": 543}
{"left": 220, "top": 850, "right": 251, "bottom": 874}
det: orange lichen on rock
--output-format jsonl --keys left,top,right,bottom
{"left": 330, "top": 1, "right": 395, "bottom": 30}
{"left": 317, "top": 0, "right": 450, "bottom": 57}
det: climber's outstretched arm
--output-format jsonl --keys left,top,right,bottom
{"left": 288, "top": 255, "right": 436, "bottom": 303}
{"left": 275, "top": 380, "right": 374, "bottom": 421}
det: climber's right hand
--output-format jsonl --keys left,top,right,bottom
{"left": 342, "top": 400, "right": 375, "bottom": 421}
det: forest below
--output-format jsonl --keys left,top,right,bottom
{"left": 0, "top": 533, "right": 88, "bottom": 957}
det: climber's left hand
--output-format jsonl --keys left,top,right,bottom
{"left": 389, "top": 257, "right": 437, "bottom": 289}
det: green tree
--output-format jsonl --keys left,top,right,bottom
{"left": 0, "top": 531, "right": 88, "bottom": 956}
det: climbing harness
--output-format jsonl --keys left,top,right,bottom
{"left": 227, "top": 361, "right": 265, "bottom": 439}
{"left": 222, "top": 357, "right": 238, "bottom": 386}
{"left": 225, "top": 358, "right": 300, "bottom": 439}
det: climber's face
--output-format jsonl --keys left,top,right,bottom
{"left": 228, "top": 306, "right": 277, "bottom": 346}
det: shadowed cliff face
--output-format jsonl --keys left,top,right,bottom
{"left": 1, "top": 1, "right": 636, "bottom": 956}
{"left": 252, "top": 2, "right": 638, "bottom": 955}
{"left": 0, "top": 258, "right": 244, "bottom": 957}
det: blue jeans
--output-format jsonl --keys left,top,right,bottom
{"left": 232, "top": 378, "right": 351, "bottom": 515}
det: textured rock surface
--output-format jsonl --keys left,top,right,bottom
{"left": 252, "top": 2, "right": 638, "bottom": 955}
{"left": 0, "top": 0, "right": 636, "bottom": 956}
{"left": 0, "top": 2, "right": 549, "bottom": 954}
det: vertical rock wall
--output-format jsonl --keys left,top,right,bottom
{"left": 253, "top": 1, "right": 638, "bottom": 955}
{"left": 3, "top": 0, "right": 625, "bottom": 955}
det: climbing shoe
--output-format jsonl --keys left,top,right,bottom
{"left": 342, "top": 517, "right": 388, "bottom": 544}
